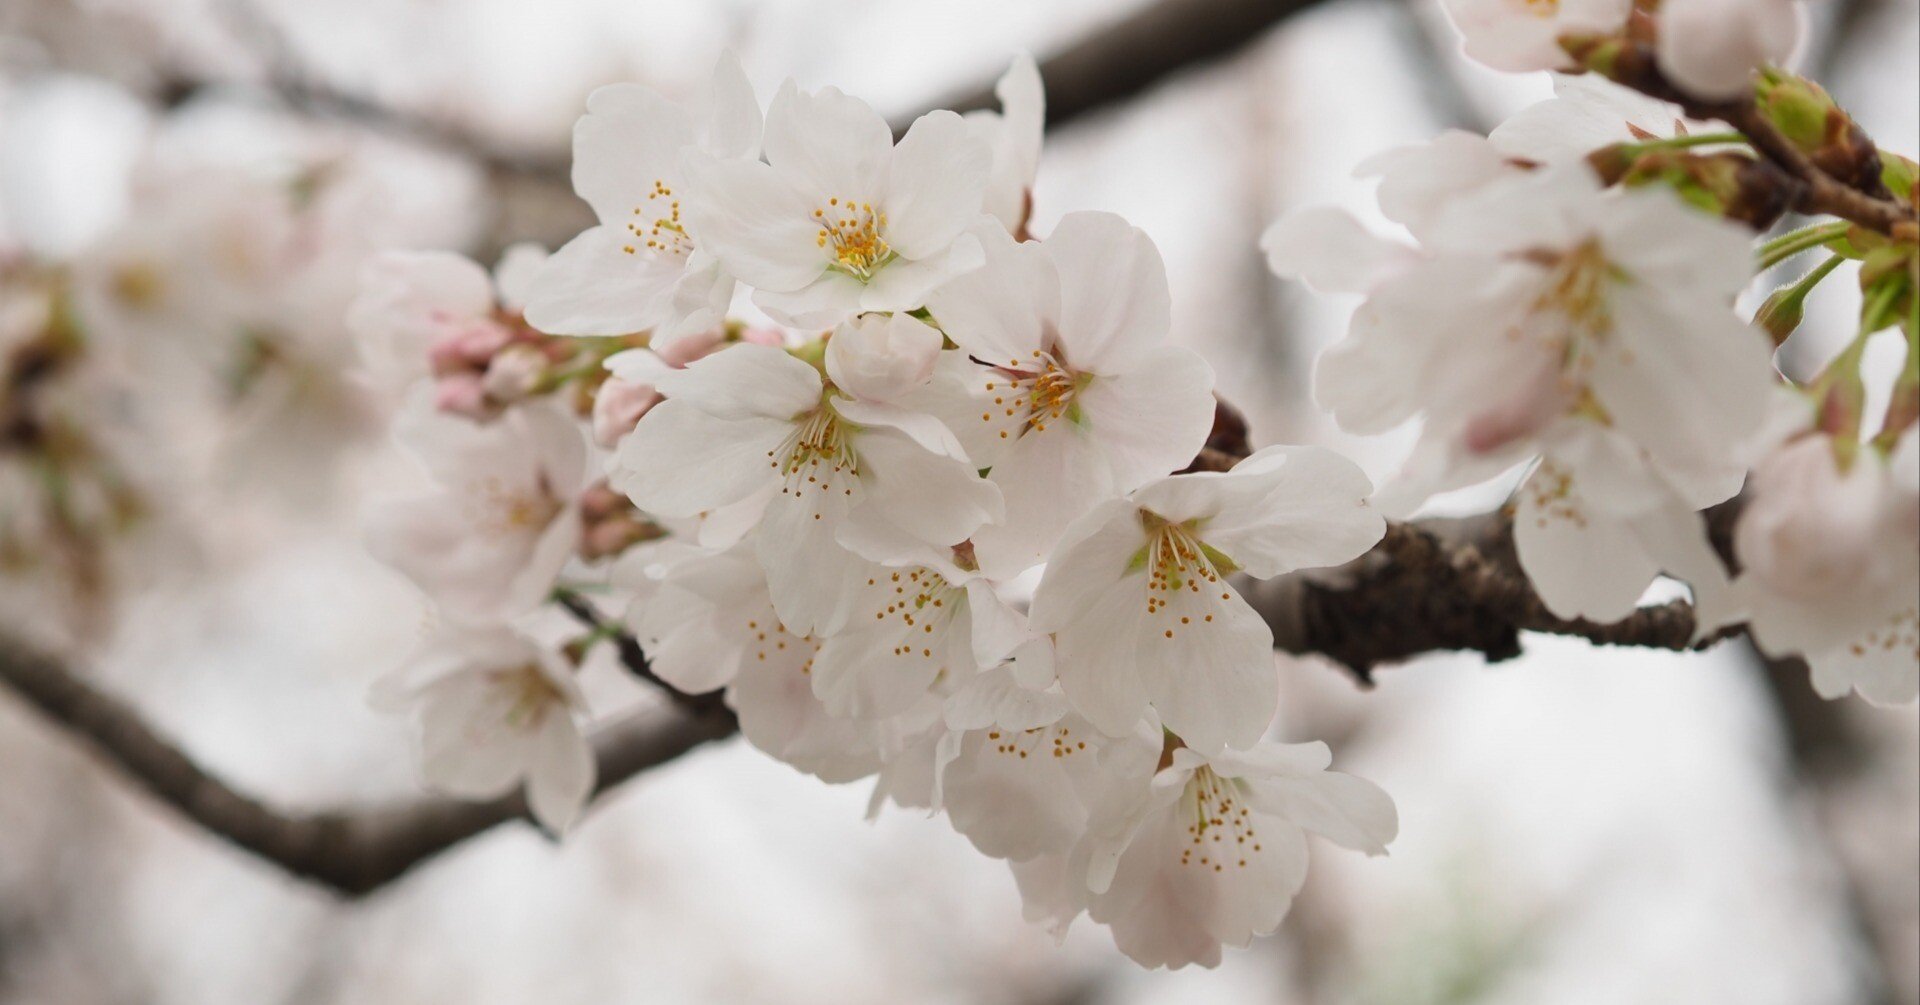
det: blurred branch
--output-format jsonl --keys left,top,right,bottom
{"left": 0, "top": 631, "right": 736, "bottom": 896}
{"left": 1384, "top": 0, "right": 1495, "bottom": 134}
{"left": 900, "top": 0, "right": 1336, "bottom": 133}
{"left": 154, "top": 0, "right": 572, "bottom": 185}
{"left": 150, "top": 0, "right": 1341, "bottom": 188}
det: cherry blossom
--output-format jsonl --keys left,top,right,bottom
{"left": 620, "top": 542, "right": 882, "bottom": 781}
{"left": 372, "top": 628, "right": 596, "bottom": 834}
{"left": 1736, "top": 432, "right": 1919, "bottom": 705}
{"left": 1268, "top": 166, "right": 1773, "bottom": 623}
{"left": 808, "top": 544, "right": 1030, "bottom": 720}
{"left": 366, "top": 395, "right": 588, "bottom": 627}
{"left": 1016, "top": 739, "right": 1396, "bottom": 969}
{"left": 1438, "top": 0, "right": 1630, "bottom": 73}
{"left": 614, "top": 339, "right": 1002, "bottom": 636}
{"left": 523, "top": 54, "right": 763, "bottom": 350}
{"left": 1488, "top": 75, "right": 1701, "bottom": 164}
{"left": 350, "top": 244, "right": 549, "bottom": 400}
{"left": 922, "top": 212, "right": 1217, "bottom": 576}
{"left": 1030, "top": 445, "right": 1384, "bottom": 752}
{"left": 963, "top": 54, "right": 1045, "bottom": 235}
{"left": 1657, "top": 0, "right": 1803, "bottom": 100}
{"left": 682, "top": 82, "right": 990, "bottom": 328}
{"left": 936, "top": 672, "right": 1113, "bottom": 862}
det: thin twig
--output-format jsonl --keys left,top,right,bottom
{"left": 1596, "top": 45, "right": 1913, "bottom": 236}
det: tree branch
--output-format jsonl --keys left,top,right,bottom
{"left": 148, "top": 0, "right": 1334, "bottom": 188}
{"left": 0, "top": 631, "right": 736, "bottom": 896}
{"left": 1590, "top": 40, "right": 1915, "bottom": 236}
{"left": 0, "top": 495, "right": 1744, "bottom": 895}
{"left": 896, "top": 0, "right": 1337, "bottom": 134}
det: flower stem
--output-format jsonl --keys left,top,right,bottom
{"left": 1620, "top": 131, "right": 1747, "bottom": 155}
{"left": 1756, "top": 221, "right": 1851, "bottom": 271}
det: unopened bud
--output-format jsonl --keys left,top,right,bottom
{"left": 590, "top": 376, "right": 661, "bottom": 448}
{"left": 1754, "top": 69, "right": 1883, "bottom": 194}
{"left": 737, "top": 326, "right": 787, "bottom": 348}
{"left": 432, "top": 372, "right": 493, "bottom": 420}
{"left": 427, "top": 321, "right": 513, "bottom": 376}
{"left": 482, "top": 345, "right": 546, "bottom": 403}
{"left": 1881, "top": 153, "right": 1918, "bottom": 209}
{"left": 1753, "top": 285, "right": 1807, "bottom": 345}
{"left": 654, "top": 328, "right": 728, "bottom": 367}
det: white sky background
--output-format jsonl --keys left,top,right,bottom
{"left": 0, "top": 0, "right": 1916, "bottom": 1002}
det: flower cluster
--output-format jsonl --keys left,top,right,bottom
{"left": 1, "top": 114, "right": 453, "bottom": 648}
{"left": 355, "top": 20, "right": 1917, "bottom": 970}
{"left": 1265, "top": 25, "right": 1917, "bottom": 701}
{"left": 357, "top": 55, "right": 1399, "bottom": 967}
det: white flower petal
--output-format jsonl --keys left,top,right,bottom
{"left": 922, "top": 227, "right": 1058, "bottom": 367}
{"left": 526, "top": 711, "right": 596, "bottom": 835}
{"left": 1045, "top": 211, "right": 1170, "bottom": 375}
{"left": 521, "top": 225, "right": 685, "bottom": 337}
{"left": 571, "top": 83, "right": 695, "bottom": 224}
{"left": 652, "top": 341, "right": 822, "bottom": 420}
{"left": 762, "top": 81, "right": 891, "bottom": 201}
{"left": 882, "top": 110, "right": 991, "bottom": 260}
{"left": 1073, "top": 343, "right": 1217, "bottom": 492}
{"left": 612, "top": 400, "right": 790, "bottom": 515}
{"left": 1261, "top": 206, "right": 1416, "bottom": 295}
{"left": 679, "top": 150, "right": 827, "bottom": 292}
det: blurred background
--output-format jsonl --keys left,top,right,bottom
{"left": 0, "top": 0, "right": 1915, "bottom": 1002}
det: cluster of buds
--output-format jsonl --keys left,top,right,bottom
{"left": 427, "top": 309, "right": 581, "bottom": 421}
{"left": 586, "top": 324, "right": 784, "bottom": 448}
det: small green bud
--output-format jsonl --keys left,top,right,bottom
{"left": 1753, "top": 285, "right": 1807, "bottom": 345}
{"left": 1881, "top": 153, "right": 1918, "bottom": 205}
{"left": 1754, "top": 69, "right": 1883, "bottom": 192}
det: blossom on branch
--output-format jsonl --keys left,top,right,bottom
{"left": 373, "top": 628, "right": 597, "bottom": 834}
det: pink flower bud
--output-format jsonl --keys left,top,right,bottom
{"left": 737, "top": 327, "right": 786, "bottom": 348}
{"left": 482, "top": 345, "right": 547, "bottom": 403}
{"left": 432, "top": 372, "right": 493, "bottom": 420}
{"left": 591, "top": 377, "right": 662, "bottom": 448}
{"left": 655, "top": 327, "right": 729, "bottom": 367}
{"left": 428, "top": 320, "right": 513, "bottom": 375}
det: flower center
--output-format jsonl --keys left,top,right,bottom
{"left": 862, "top": 567, "right": 963, "bottom": 659}
{"left": 814, "top": 197, "right": 893, "bottom": 280}
{"left": 1518, "top": 238, "right": 1616, "bottom": 372}
{"left": 622, "top": 179, "right": 692, "bottom": 259}
{"left": 979, "top": 350, "right": 1088, "bottom": 442}
{"left": 1521, "top": 0, "right": 1559, "bottom": 15}
{"left": 1140, "top": 516, "right": 1236, "bottom": 639}
{"left": 467, "top": 474, "right": 562, "bottom": 538}
{"left": 1180, "top": 767, "right": 1262, "bottom": 872}
{"left": 492, "top": 663, "right": 562, "bottom": 731}
{"left": 770, "top": 405, "right": 860, "bottom": 500}
{"left": 984, "top": 723, "right": 1088, "bottom": 760}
